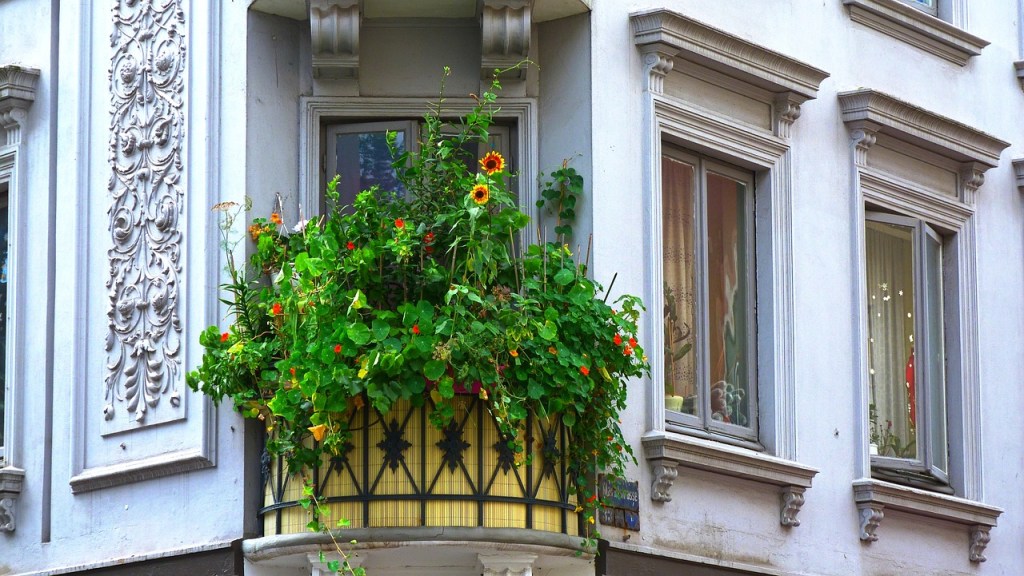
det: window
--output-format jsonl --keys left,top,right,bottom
{"left": 320, "top": 119, "right": 514, "bottom": 213}
{"left": 0, "top": 181, "right": 6, "bottom": 467}
{"left": 898, "top": 0, "right": 937, "bottom": 16}
{"left": 865, "top": 212, "right": 949, "bottom": 492}
{"left": 662, "top": 147, "right": 757, "bottom": 443}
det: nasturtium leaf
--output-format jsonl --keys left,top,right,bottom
{"left": 538, "top": 320, "right": 557, "bottom": 341}
{"left": 562, "top": 411, "right": 577, "bottom": 428}
{"left": 347, "top": 323, "right": 371, "bottom": 346}
{"left": 527, "top": 380, "right": 544, "bottom": 399}
{"left": 553, "top": 268, "right": 575, "bottom": 286}
{"left": 424, "top": 359, "right": 446, "bottom": 382}
{"left": 371, "top": 319, "right": 390, "bottom": 341}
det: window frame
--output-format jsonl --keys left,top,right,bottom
{"left": 864, "top": 210, "right": 949, "bottom": 488}
{"left": 300, "top": 97, "right": 537, "bottom": 244}
{"left": 0, "top": 156, "right": 16, "bottom": 471}
{"left": 662, "top": 145, "right": 759, "bottom": 444}
{"left": 898, "top": 0, "right": 938, "bottom": 16}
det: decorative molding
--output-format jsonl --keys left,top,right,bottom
{"left": 310, "top": 0, "right": 360, "bottom": 79}
{"left": 859, "top": 168, "right": 973, "bottom": 231}
{"left": 106, "top": 0, "right": 186, "bottom": 429}
{"left": 0, "top": 66, "right": 40, "bottom": 146}
{"left": 631, "top": 9, "right": 829, "bottom": 101}
{"left": 779, "top": 486, "right": 805, "bottom": 527}
{"left": 772, "top": 94, "right": 802, "bottom": 139}
{"left": 843, "top": 0, "right": 987, "bottom": 66}
{"left": 479, "top": 553, "right": 537, "bottom": 576}
{"left": 969, "top": 525, "right": 991, "bottom": 562}
{"left": 838, "top": 89, "right": 1009, "bottom": 170}
{"left": 850, "top": 128, "right": 878, "bottom": 167}
{"left": 641, "top": 49, "right": 675, "bottom": 95}
{"left": 1013, "top": 158, "right": 1024, "bottom": 192}
{"left": 643, "top": 432, "right": 817, "bottom": 526}
{"left": 481, "top": 0, "right": 531, "bottom": 80}
{"left": 0, "top": 467, "right": 24, "bottom": 531}
{"left": 853, "top": 479, "right": 1002, "bottom": 561}
{"left": 958, "top": 162, "right": 985, "bottom": 204}
{"left": 650, "top": 461, "right": 678, "bottom": 503}
{"left": 857, "top": 504, "right": 883, "bottom": 541}
{"left": 69, "top": 447, "right": 214, "bottom": 494}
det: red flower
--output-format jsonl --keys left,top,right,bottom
{"left": 395, "top": 218, "right": 405, "bottom": 229}
{"left": 623, "top": 346, "right": 633, "bottom": 356}
{"left": 220, "top": 332, "right": 230, "bottom": 342}
{"left": 613, "top": 334, "right": 622, "bottom": 346}
{"left": 272, "top": 302, "right": 282, "bottom": 315}
{"left": 334, "top": 344, "right": 342, "bottom": 354}
{"left": 423, "top": 232, "right": 435, "bottom": 244}
{"left": 289, "top": 367, "right": 296, "bottom": 376}
{"left": 346, "top": 241, "right": 355, "bottom": 250}
{"left": 580, "top": 366, "right": 590, "bottom": 376}
{"left": 412, "top": 324, "right": 421, "bottom": 335}
{"left": 587, "top": 493, "right": 598, "bottom": 503}
{"left": 628, "top": 337, "right": 638, "bottom": 348}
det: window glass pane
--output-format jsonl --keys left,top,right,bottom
{"left": 706, "top": 171, "right": 750, "bottom": 428}
{"left": 662, "top": 155, "right": 697, "bottom": 417}
{"left": 865, "top": 221, "right": 918, "bottom": 460}
{"left": 924, "top": 230, "right": 948, "bottom": 474}
{"left": 335, "top": 130, "right": 406, "bottom": 207}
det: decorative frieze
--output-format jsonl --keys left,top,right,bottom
{"left": 481, "top": 0, "right": 531, "bottom": 79}
{"left": 106, "top": 0, "right": 186, "bottom": 426}
{"left": 310, "top": 0, "right": 360, "bottom": 79}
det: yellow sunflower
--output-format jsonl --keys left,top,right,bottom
{"left": 471, "top": 184, "right": 490, "bottom": 205}
{"left": 480, "top": 151, "right": 505, "bottom": 175}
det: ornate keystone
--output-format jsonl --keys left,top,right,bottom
{"left": 969, "top": 525, "right": 990, "bottom": 563}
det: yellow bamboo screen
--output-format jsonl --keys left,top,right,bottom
{"left": 262, "top": 397, "right": 579, "bottom": 537}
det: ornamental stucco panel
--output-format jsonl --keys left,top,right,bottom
{"left": 105, "top": 0, "right": 186, "bottom": 432}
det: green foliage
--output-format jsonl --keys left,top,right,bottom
{"left": 186, "top": 72, "right": 650, "bottom": 547}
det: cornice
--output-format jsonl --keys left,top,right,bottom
{"left": 838, "top": 89, "right": 1008, "bottom": 168}
{"left": 843, "top": 0, "right": 987, "bottom": 66}
{"left": 630, "top": 9, "right": 828, "bottom": 101}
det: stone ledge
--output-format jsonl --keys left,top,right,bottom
{"left": 843, "top": 0, "right": 988, "bottom": 66}
{"left": 852, "top": 478, "right": 1002, "bottom": 562}
{"left": 642, "top": 431, "right": 818, "bottom": 527}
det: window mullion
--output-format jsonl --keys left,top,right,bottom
{"left": 912, "top": 219, "right": 932, "bottom": 473}
{"left": 696, "top": 159, "right": 712, "bottom": 430}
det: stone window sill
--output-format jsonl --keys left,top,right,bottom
{"left": 853, "top": 478, "right": 1002, "bottom": 562}
{"left": 642, "top": 431, "right": 818, "bottom": 527}
{"left": 842, "top": 0, "right": 988, "bottom": 66}
{"left": 0, "top": 467, "right": 25, "bottom": 532}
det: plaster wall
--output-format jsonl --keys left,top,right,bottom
{"left": 589, "top": 1, "right": 1024, "bottom": 575}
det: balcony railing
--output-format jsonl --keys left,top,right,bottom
{"left": 260, "top": 395, "right": 580, "bottom": 537}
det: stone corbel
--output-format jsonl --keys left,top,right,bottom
{"left": 640, "top": 45, "right": 676, "bottom": 95}
{"left": 969, "top": 525, "right": 991, "bottom": 562}
{"left": 649, "top": 459, "right": 678, "bottom": 503}
{"left": 310, "top": 0, "right": 360, "bottom": 79}
{"left": 958, "top": 162, "right": 986, "bottom": 205}
{"left": 848, "top": 123, "right": 879, "bottom": 168}
{"left": 772, "top": 93, "right": 805, "bottom": 140}
{"left": 481, "top": 0, "right": 531, "bottom": 80}
{"left": 478, "top": 553, "right": 537, "bottom": 576}
{"left": 780, "top": 486, "right": 806, "bottom": 527}
{"left": 0, "top": 66, "right": 41, "bottom": 146}
{"left": 0, "top": 468, "right": 25, "bottom": 532}
{"left": 1012, "top": 159, "right": 1024, "bottom": 193}
{"left": 1014, "top": 61, "right": 1024, "bottom": 92}
{"left": 857, "top": 503, "right": 884, "bottom": 542}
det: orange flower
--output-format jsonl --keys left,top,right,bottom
{"left": 308, "top": 424, "right": 327, "bottom": 442}
{"left": 613, "top": 334, "right": 622, "bottom": 346}
{"left": 334, "top": 344, "right": 342, "bottom": 354}
{"left": 509, "top": 349, "right": 519, "bottom": 357}
{"left": 270, "top": 212, "right": 283, "bottom": 225}
{"left": 548, "top": 346, "right": 558, "bottom": 355}
{"left": 272, "top": 302, "right": 282, "bottom": 315}
{"left": 412, "top": 324, "right": 421, "bottom": 335}
{"left": 623, "top": 346, "right": 633, "bottom": 356}
{"left": 580, "top": 366, "right": 590, "bottom": 376}
{"left": 628, "top": 337, "right": 638, "bottom": 348}
{"left": 479, "top": 151, "right": 505, "bottom": 175}
{"left": 220, "top": 332, "right": 230, "bottom": 342}
{"left": 346, "top": 241, "right": 355, "bottom": 250}
{"left": 395, "top": 218, "right": 405, "bottom": 229}
{"left": 352, "top": 395, "right": 365, "bottom": 410}
{"left": 470, "top": 184, "right": 490, "bottom": 205}
{"left": 248, "top": 224, "right": 261, "bottom": 241}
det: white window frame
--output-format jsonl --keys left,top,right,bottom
{"left": 842, "top": 0, "right": 985, "bottom": 66}
{"left": 898, "top": 0, "right": 939, "bottom": 16}
{"left": 661, "top": 146, "right": 759, "bottom": 445}
{"left": 301, "top": 98, "right": 537, "bottom": 244}
{"left": 632, "top": 9, "right": 826, "bottom": 525}
{"left": 840, "top": 88, "right": 1005, "bottom": 559}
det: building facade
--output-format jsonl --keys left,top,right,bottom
{"left": 2, "top": 0, "right": 1024, "bottom": 574}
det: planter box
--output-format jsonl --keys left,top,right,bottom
{"left": 260, "top": 396, "right": 580, "bottom": 537}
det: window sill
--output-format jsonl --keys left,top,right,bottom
{"left": 852, "top": 478, "right": 1002, "bottom": 562}
{"left": 0, "top": 466, "right": 25, "bottom": 532}
{"left": 642, "top": 431, "right": 818, "bottom": 527}
{"left": 842, "top": 0, "right": 988, "bottom": 66}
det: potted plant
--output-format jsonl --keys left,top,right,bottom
{"left": 186, "top": 73, "right": 650, "bottom": 544}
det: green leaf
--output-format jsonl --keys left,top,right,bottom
{"left": 347, "top": 323, "right": 371, "bottom": 346}
{"left": 538, "top": 320, "right": 557, "bottom": 341}
{"left": 371, "top": 319, "right": 391, "bottom": 341}
{"left": 553, "top": 268, "right": 575, "bottom": 286}
{"left": 424, "top": 359, "right": 446, "bottom": 381}
{"left": 562, "top": 411, "right": 577, "bottom": 428}
{"left": 527, "top": 380, "right": 544, "bottom": 399}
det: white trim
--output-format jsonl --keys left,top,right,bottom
{"left": 300, "top": 97, "right": 539, "bottom": 244}
{"left": 16, "top": 540, "right": 236, "bottom": 576}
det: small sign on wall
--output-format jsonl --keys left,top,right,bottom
{"left": 597, "top": 474, "right": 640, "bottom": 531}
